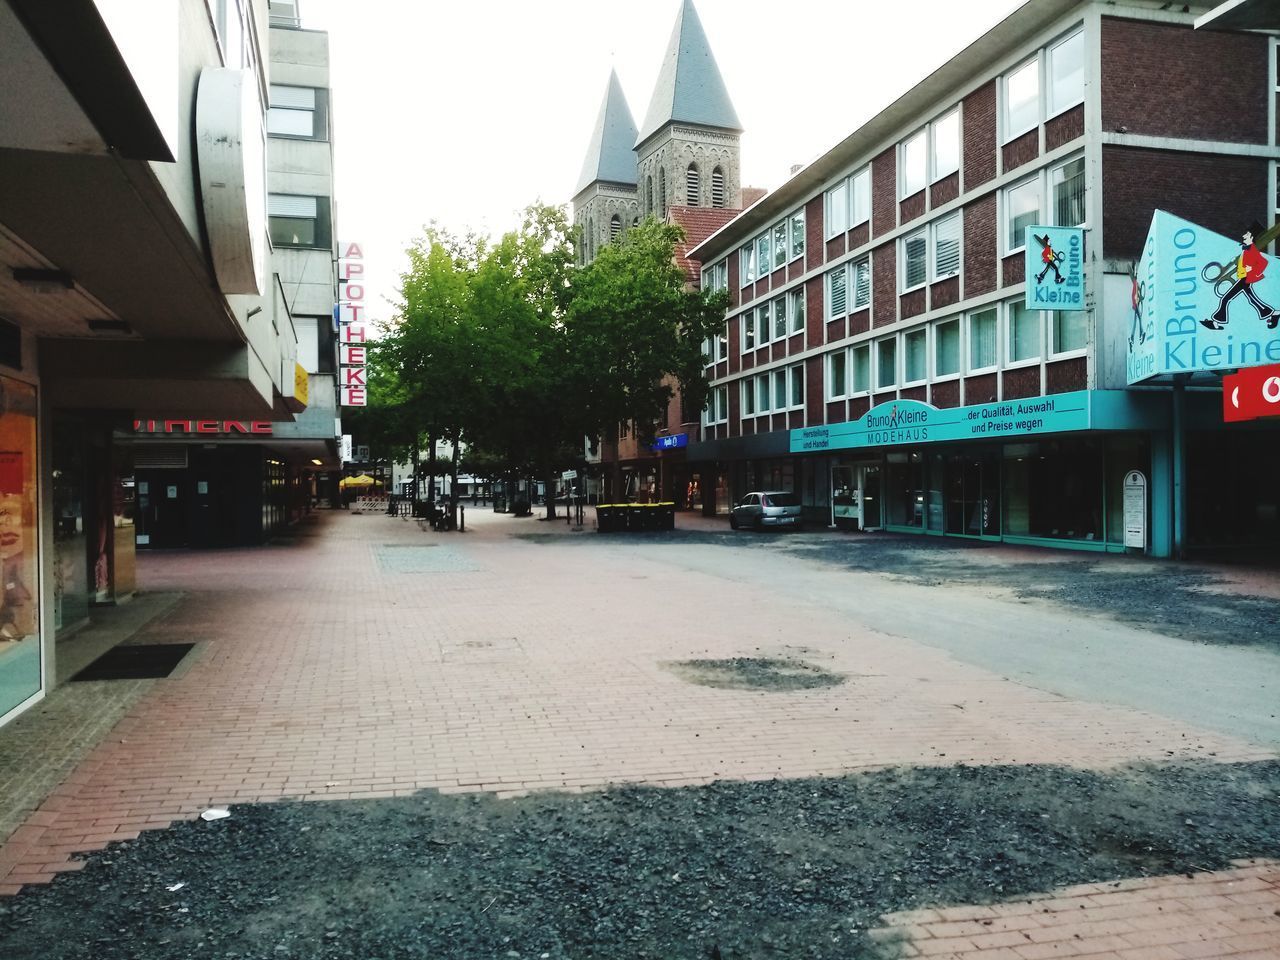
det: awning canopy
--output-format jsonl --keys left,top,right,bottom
{"left": 1195, "top": 0, "right": 1280, "bottom": 31}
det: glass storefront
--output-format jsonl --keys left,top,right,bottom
{"left": 1003, "top": 439, "right": 1104, "bottom": 542}
{"left": 885, "top": 451, "right": 925, "bottom": 527}
{"left": 52, "top": 419, "right": 90, "bottom": 634}
{"left": 0, "top": 378, "right": 40, "bottom": 718}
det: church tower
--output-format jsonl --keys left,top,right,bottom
{"left": 634, "top": 0, "right": 742, "bottom": 219}
{"left": 572, "top": 70, "right": 640, "bottom": 265}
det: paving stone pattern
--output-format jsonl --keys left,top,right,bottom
{"left": 0, "top": 510, "right": 1276, "bottom": 958}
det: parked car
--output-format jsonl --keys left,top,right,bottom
{"left": 729, "top": 491, "right": 803, "bottom": 531}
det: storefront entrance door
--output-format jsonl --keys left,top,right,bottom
{"left": 944, "top": 453, "right": 999, "bottom": 537}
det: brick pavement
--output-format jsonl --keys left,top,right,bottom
{"left": 0, "top": 508, "right": 1276, "bottom": 956}
{"left": 871, "top": 858, "right": 1280, "bottom": 959}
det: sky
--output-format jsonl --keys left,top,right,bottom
{"left": 298, "top": 0, "right": 1024, "bottom": 326}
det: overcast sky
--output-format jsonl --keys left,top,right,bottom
{"left": 298, "top": 0, "right": 1024, "bottom": 325}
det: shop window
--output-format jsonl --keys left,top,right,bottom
{"left": 904, "top": 328, "right": 928, "bottom": 383}
{"left": 969, "top": 308, "right": 998, "bottom": 371}
{"left": 1009, "top": 302, "right": 1042, "bottom": 363}
{"left": 0, "top": 378, "right": 40, "bottom": 717}
{"left": 1003, "top": 439, "right": 1104, "bottom": 541}
{"left": 886, "top": 451, "right": 925, "bottom": 527}
{"left": 935, "top": 318, "right": 960, "bottom": 377}
{"left": 1052, "top": 310, "right": 1087, "bottom": 354}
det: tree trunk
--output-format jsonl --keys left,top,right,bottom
{"left": 543, "top": 462, "right": 557, "bottom": 520}
{"left": 426, "top": 434, "right": 437, "bottom": 511}
{"left": 410, "top": 442, "right": 420, "bottom": 514}
{"left": 449, "top": 434, "right": 461, "bottom": 526}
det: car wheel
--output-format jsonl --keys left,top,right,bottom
{"left": 729, "top": 514, "right": 738, "bottom": 530}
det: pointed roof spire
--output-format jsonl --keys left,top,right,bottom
{"left": 574, "top": 70, "right": 639, "bottom": 196}
{"left": 635, "top": 0, "right": 742, "bottom": 148}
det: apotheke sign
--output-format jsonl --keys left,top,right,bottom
{"left": 337, "top": 241, "right": 367, "bottom": 406}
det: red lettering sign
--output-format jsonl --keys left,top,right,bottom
{"left": 339, "top": 262, "right": 364, "bottom": 279}
{"left": 196, "top": 420, "right": 219, "bottom": 433}
{"left": 339, "top": 242, "right": 363, "bottom": 260}
{"left": 341, "top": 345, "right": 366, "bottom": 365}
{"left": 341, "top": 385, "right": 367, "bottom": 406}
{"left": 164, "top": 420, "right": 189, "bottom": 432}
{"left": 1224, "top": 364, "right": 1280, "bottom": 423}
{"left": 341, "top": 325, "right": 367, "bottom": 343}
{"left": 131, "top": 420, "right": 273, "bottom": 435}
{"left": 337, "top": 303, "right": 364, "bottom": 325}
{"left": 342, "top": 367, "right": 366, "bottom": 386}
{"left": 344, "top": 283, "right": 364, "bottom": 302}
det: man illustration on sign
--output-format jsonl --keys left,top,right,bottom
{"left": 1202, "top": 221, "right": 1278, "bottom": 330}
{"left": 1033, "top": 233, "right": 1065, "bottom": 285}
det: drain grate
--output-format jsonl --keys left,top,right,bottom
{"left": 71, "top": 643, "right": 195, "bottom": 681}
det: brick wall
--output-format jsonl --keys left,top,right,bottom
{"left": 805, "top": 356, "right": 823, "bottom": 423}
{"left": 727, "top": 251, "right": 739, "bottom": 309}
{"left": 872, "top": 242, "right": 896, "bottom": 327}
{"left": 1046, "top": 104, "right": 1084, "bottom": 152}
{"left": 1046, "top": 357, "right": 1087, "bottom": 394}
{"left": 872, "top": 147, "right": 896, "bottom": 238}
{"left": 1101, "top": 17, "right": 1269, "bottom": 144}
{"left": 931, "top": 276, "right": 959, "bottom": 311}
{"left": 805, "top": 196, "right": 823, "bottom": 272}
{"left": 805, "top": 276, "right": 823, "bottom": 344}
{"left": 849, "top": 309, "right": 870, "bottom": 337}
{"left": 930, "top": 172, "right": 959, "bottom": 208}
{"left": 1002, "top": 129, "right": 1039, "bottom": 175}
{"left": 899, "top": 190, "right": 925, "bottom": 226}
{"left": 1002, "top": 366, "right": 1040, "bottom": 400}
{"left": 931, "top": 379, "right": 960, "bottom": 408}
{"left": 849, "top": 396, "right": 870, "bottom": 420}
{"left": 1002, "top": 254, "right": 1024, "bottom": 287}
{"left": 963, "top": 194, "right": 996, "bottom": 297}
{"left": 962, "top": 82, "right": 996, "bottom": 191}
{"left": 1102, "top": 147, "right": 1268, "bottom": 259}
{"left": 965, "top": 373, "right": 997, "bottom": 404}
{"left": 900, "top": 288, "right": 926, "bottom": 320}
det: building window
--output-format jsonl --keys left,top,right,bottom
{"left": 877, "top": 338, "right": 897, "bottom": 389}
{"left": 737, "top": 241, "right": 752, "bottom": 284}
{"left": 773, "top": 221, "right": 788, "bottom": 270}
{"left": 742, "top": 378, "right": 755, "bottom": 416}
{"left": 827, "top": 350, "right": 848, "bottom": 399}
{"left": 788, "top": 286, "right": 805, "bottom": 334}
{"left": 646, "top": 176, "right": 654, "bottom": 215}
{"left": 756, "top": 233, "right": 771, "bottom": 276}
{"left": 851, "top": 343, "right": 871, "bottom": 393}
{"left": 773, "top": 295, "right": 787, "bottom": 340}
{"left": 587, "top": 218, "right": 595, "bottom": 261}
{"left": 741, "top": 311, "right": 755, "bottom": 351}
{"left": 1009, "top": 301, "right": 1041, "bottom": 363}
{"left": 757, "top": 374, "right": 771, "bottom": 413}
{"left": 790, "top": 209, "right": 806, "bottom": 261}
{"left": 268, "top": 193, "right": 331, "bottom": 248}
{"left": 904, "top": 327, "right": 928, "bottom": 383}
{"left": 1004, "top": 56, "right": 1040, "bottom": 140}
{"left": 1052, "top": 156, "right": 1086, "bottom": 227}
{"left": 933, "top": 212, "right": 961, "bottom": 280}
{"left": 717, "top": 327, "right": 728, "bottom": 361}
{"left": 1005, "top": 177, "right": 1040, "bottom": 252}
{"left": 705, "top": 385, "right": 728, "bottom": 425}
{"left": 789, "top": 364, "right": 804, "bottom": 408}
{"left": 851, "top": 167, "right": 871, "bottom": 226}
{"left": 1047, "top": 30, "right": 1084, "bottom": 117}
{"left": 935, "top": 318, "right": 960, "bottom": 377}
{"left": 901, "top": 129, "right": 926, "bottom": 198}
{"left": 687, "top": 163, "right": 700, "bottom": 205}
{"left": 757, "top": 305, "right": 770, "bottom": 345}
{"left": 773, "top": 369, "right": 787, "bottom": 410}
{"left": 711, "top": 166, "right": 726, "bottom": 207}
{"left": 1052, "top": 310, "right": 1087, "bottom": 354}
{"left": 931, "top": 108, "right": 960, "bottom": 181}
{"left": 851, "top": 257, "right": 871, "bottom": 310}
{"left": 902, "top": 230, "right": 927, "bottom": 290}
{"left": 969, "top": 307, "right": 998, "bottom": 371}
{"left": 267, "top": 85, "right": 328, "bottom": 139}
{"left": 610, "top": 214, "right": 622, "bottom": 242}
{"left": 826, "top": 265, "right": 848, "bottom": 318}
{"left": 659, "top": 168, "right": 667, "bottom": 217}
{"left": 826, "top": 179, "right": 849, "bottom": 237}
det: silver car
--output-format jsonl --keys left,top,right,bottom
{"left": 730, "top": 491, "right": 803, "bottom": 531}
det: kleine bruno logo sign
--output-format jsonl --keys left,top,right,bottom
{"left": 1223, "top": 363, "right": 1280, "bottom": 423}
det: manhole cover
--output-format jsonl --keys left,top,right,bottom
{"left": 71, "top": 643, "right": 195, "bottom": 681}
{"left": 664, "top": 657, "right": 845, "bottom": 692}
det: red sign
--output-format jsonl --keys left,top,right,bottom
{"left": 133, "top": 420, "right": 273, "bottom": 434}
{"left": 1223, "top": 364, "right": 1280, "bottom": 423}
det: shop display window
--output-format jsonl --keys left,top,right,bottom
{"left": 885, "top": 451, "right": 924, "bottom": 527}
{"left": 1003, "top": 438, "right": 1103, "bottom": 541}
{"left": 0, "top": 378, "right": 40, "bottom": 718}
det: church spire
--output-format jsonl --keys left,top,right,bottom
{"left": 635, "top": 0, "right": 742, "bottom": 148}
{"left": 574, "top": 69, "right": 639, "bottom": 197}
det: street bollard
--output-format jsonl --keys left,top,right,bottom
{"left": 459, "top": 505, "right": 465, "bottom": 532}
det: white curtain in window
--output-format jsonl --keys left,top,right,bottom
{"left": 269, "top": 194, "right": 317, "bottom": 217}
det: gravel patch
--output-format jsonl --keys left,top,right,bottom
{"left": 3, "top": 761, "right": 1278, "bottom": 960}
{"left": 664, "top": 657, "right": 845, "bottom": 692}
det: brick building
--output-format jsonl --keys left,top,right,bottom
{"left": 685, "top": 0, "right": 1280, "bottom": 557}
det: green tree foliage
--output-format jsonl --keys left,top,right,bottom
{"left": 363, "top": 207, "right": 726, "bottom": 518}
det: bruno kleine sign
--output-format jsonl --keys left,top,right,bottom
{"left": 1128, "top": 210, "right": 1280, "bottom": 384}
{"left": 790, "top": 392, "right": 1091, "bottom": 454}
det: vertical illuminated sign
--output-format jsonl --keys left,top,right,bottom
{"left": 337, "top": 241, "right": 367, "bottom": 406}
